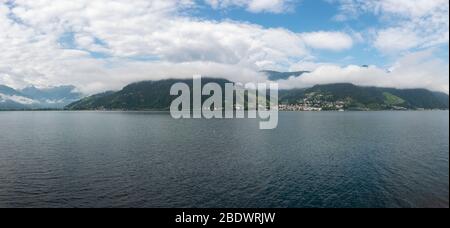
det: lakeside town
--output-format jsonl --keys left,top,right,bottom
{"left": 278, "top": 103, "right": 345, "bottom": 112}
{"left": 278, "top": 92, "right": 346, "bottom": 111}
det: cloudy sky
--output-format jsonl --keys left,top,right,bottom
{"left": 0, "top": 0, "right": 449, "bottom": 94}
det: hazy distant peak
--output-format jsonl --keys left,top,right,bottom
{"left": 261, "top": 70, "right": 311, "bottom": 81}
{"left": 0, "top": 84, "right": 83, "bottom": 110}
{"left": 0, "top": 85, "right": 22, "bottom": 96}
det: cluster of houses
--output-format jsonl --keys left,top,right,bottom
{"left": 279, "top": 93, "right": 347, "bottom": 112}
{"left": 278, "top": 104, "right": 323, "bottom": 111}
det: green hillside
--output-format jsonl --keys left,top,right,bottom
{"left": 66, "top": 80, "right": 449, "bottom": 111}
{"left": 279, "top": 83, "right": 449, "bottom": 110}
{"left": 66, "top": 78, "right": 231, "bottom": 110}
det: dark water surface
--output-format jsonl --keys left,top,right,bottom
{"left": 0, "top": 111, "right": 448, "bottom": 208}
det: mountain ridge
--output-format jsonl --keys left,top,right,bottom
{"left": 66, "top": 78, "right": 232, "bottom": 111}
{"left": 65, "top": 79, "right": 449, "bottom": 111}
{"left": 2, "top": 79, "right": 448, "bottom": 111}
{"left": 0, "top": 85, "right": 82, "bottom": 110}
{"left": 262, "top": 70, "right": 311, "bottom": 81}
{"left": 279, "top": 83, "right": 449, "bottom": 111}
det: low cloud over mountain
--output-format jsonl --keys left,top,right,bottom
{"left": 0, "top": 85, "right": 82, "bottom": 110}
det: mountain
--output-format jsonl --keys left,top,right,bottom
{"left": 20, "top": 85, "right": 82, "bottom": 108}
{"left": 66, "top": 78, "right": 232, "bottom": 110}
{"left": 0, "top": 85, "right": 39, "bottom": 110}
{"left": 279, "top": 83, "right": 449, "bottom": 110}
{"left": 67, "top": 80, "right": 449, "bottom": 111}
{"left": 433, "top": 92, "right": 450, "bottom": 107}
{"left": 0, "top": 85, "right": 82, "bottom": 110}
{"left": 0, "top": 85, "right": 21, "bottom": 96}
{"left": 262, "top": 70, "right": 310, "bottom": 81}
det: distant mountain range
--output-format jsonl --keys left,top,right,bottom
{"left": 0, "top": 85, "right": 82, "bottom": 110}
{"left": 262, "top": 70, "right": 310, "bottom": 81}
{"left": 2, "top": 74, "right": 448, "bottom": 111}
{"left": 66, "top": 79, "right": 449, "bottom": 111}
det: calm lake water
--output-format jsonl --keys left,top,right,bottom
{"left": 0, "top": 111, "right": 448, "bottom": 208}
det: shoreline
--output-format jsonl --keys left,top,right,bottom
{"left": 1, "top": 109, "right": 448, "bottom": 112}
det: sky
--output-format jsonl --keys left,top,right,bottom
{"left": 0, "top": 0, "right": 449, "bottom": 94}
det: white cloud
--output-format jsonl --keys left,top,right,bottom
{"left": 373, "top": 27, "right": 420, "bottom": 52}
{"left": 377, "top": 0, "right": 448, "bottom": 18}
{"left": 329, "top": 0, "right": 449, "bottom": 53}
{"left": 0, "top": 93, "right": 38, "bottom": 105}
{"left": 0, "top": 0, "right": 357, "bottom": 94}
{"left": 301, "top": 31, "right": 354, "bottom": 51}
{"left": 278, "top": 49, "right": 449, "bottom": 93}
{"left": 0, "top": 0, "right": 447, "bottom": 95}
{"left": 204, "top": 0, "right": 295, "bottom": 13}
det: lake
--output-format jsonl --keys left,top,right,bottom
{"left": 0, "top": 111, "right": 448, "bottom": 208}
